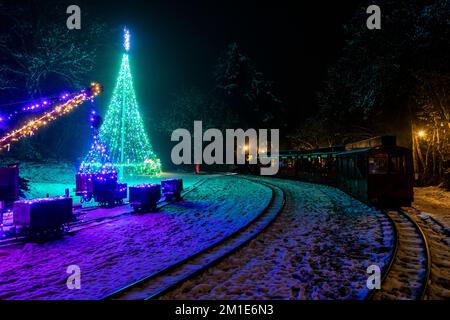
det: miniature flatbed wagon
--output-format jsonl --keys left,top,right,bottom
{"left": 161, "top": 178, "right": 183, "bottom": 201}
{"left": 13, "top": 196, "right": 73, "bottom": 238}
{"left": 75, "top": 173, "right": 127, "bottom": 207}
{"left": 129, "top": 184, "right": 161, "bottom": 212}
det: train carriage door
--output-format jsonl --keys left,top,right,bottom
{"left": 368, "top": 153, "right": 388, "bottom": 204}
{"left": 368, "top": 153, "right": 388, "bottom": 174}
{"left": 389, "top": 153, "right": 406, "bottom": 175}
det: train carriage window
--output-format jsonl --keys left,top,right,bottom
{"left": 345, "top": 158, "right": 351, "bottom": 177}
{"left": 357, "top": 155, "right": 367, "bottom": 177}
{"left": 286, "top": 157, "right": 295, "bottom": 168}
{"left": 341, "top": 157, "right": 350, "bottom": 177}
{"left": 389, "top": 155, "right": 406, "bottom": 174}
{"left": 342, "top": 156, "right": 355, "bottom": 178}
{"left": 369, "top": 154, "right": 388, "bottom": 174}
{"left": 349, "top": 157, "right": 356, "bottom": 178}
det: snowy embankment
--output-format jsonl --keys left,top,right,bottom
{"left": 163, "top": 177, "right": 394, "bottom": 300}
{"left": 0, "top": 176, "right": 272, "bottom": 300}
{"left": 413, "top": 186, "right": 450, "bottom": 228}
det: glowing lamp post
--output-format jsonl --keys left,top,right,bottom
{"left": 417, "top": 130, "right": 426, "bottom": 139}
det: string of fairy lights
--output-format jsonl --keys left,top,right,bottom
{"left": 0, "top": 82, "right": 102, "bottom": 152}
{"left": 78, "top": 109, "right": 117, "bottom": 179}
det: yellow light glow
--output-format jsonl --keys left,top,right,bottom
{"left": 417, "top": 130, "right": 426, "bottom": 138}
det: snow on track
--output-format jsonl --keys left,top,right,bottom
{"left": 403, "top": 208, "right": 450, "bottom": 299}
{"left": 0, "top": 176, "right": 271, "bottom": 300}
{"left": 371, "top": 210, "right": 428, "bottom": 300}
{"left": 104, "top": 179, "right": 284, "bottom": 300}
{"left": 162, "top": 177, "right": 394, "bottom": 300}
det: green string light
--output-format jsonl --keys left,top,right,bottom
{"left": 99, "top": 30, "right": 161, "bottom": 177}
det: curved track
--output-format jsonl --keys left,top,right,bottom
{"left": 402, "top": 207, "right": 450, "bottom": 300}
{"left": 370, "top": 209, "right": 431, "bottom": 300}
{"left": 101, "top": 177, "right": 285, "bottom": 300}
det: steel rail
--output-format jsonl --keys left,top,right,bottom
{"left": 101, "top": 176, "right": 285, "bottom": 300}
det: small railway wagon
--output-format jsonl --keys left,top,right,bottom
{"left": 274, "top": 136, "right": 414, "bottom": 207}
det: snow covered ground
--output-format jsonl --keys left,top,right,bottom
{"left": 163, "top": 177, "right": 394, "bottom": 300}
{"left": 413, "top": 187, "right": 450, "bottom": 228}
{"left": 0, "top": 167, "right": 401, "bottom": 300}
{"left": 409, "top": 186, "right": 450, "bottom": 300}
{"left": 0, "top": 175, "right": 272, "bottom": 300}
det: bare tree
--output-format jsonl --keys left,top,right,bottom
{"left": 313, "top": 0, "right": 449, "bottom": 184}
{"left": 160, "top": 87, "right": 235, "bottom": 135}
{"left": 0, "top": 1, "right": 105, "bottom": 98}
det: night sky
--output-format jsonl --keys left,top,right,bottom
{"left": 1, "top": 0, "right": 364, "bottom": 161}
{"left": 90, "top": 0, "right": 361, "bottom": 125}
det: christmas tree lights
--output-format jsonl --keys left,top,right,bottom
{"left": 124, "top": 27, "right": 131, "bottom": 52}
{"left": 78, "top": 110, "right": 117, "bottom": 178}
{"left": 99, "top": 28, "right": 161, "bottom": 176}
{"left": 76, "top": 110, "right": 119, "bottom": 204}
{"left": 0, "top": 82, "right": 102, "bottom": 152}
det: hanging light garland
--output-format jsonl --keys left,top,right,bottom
{"left": 0, "top": 82, "right": 103, "bottom": 152}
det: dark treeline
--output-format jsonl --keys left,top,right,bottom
{"left": 0, "top": 0, "right": 448, "bottom": 185}
{"left": 289, "top": 0, "right": 449, "bottom": 185}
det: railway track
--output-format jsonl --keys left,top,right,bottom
{"left": 369, "top": 209, "right": 431, "bottom": 300}
{"left": 101, "top": 177, "right": 285, "bottom": 300}
{"left": 402, "top": 207, "right": 450, "bottom": 299}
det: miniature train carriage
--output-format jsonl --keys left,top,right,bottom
{"left": 75, "top": 173, "right": 127, "bottom": 207}
{"left": 75, "top": 173, "right": 95, "bottom": 197}
{"left": 161, "top": 178, "right": 183, "bottom": 201}
{"left": 273, "top": 136, "right": 414, "bottom": 207}
{"left": 13, "top": 196, "right": 73, "bottom": 237}
{"left": 129, "top": 184, "right": 161, "bottom": 212}
{"left": 93, "top": 182, "right": 127, "bottom": 207}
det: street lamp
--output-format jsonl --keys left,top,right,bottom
{"left": 417, "top": 130, "right": 426, "bottom": 139}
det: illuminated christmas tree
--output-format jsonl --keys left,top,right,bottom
{"left": 99, "top": 28, "right": 161, "bottom": 176}
{"left": 78, "top": 110, "right": 117, "bottom": 177}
